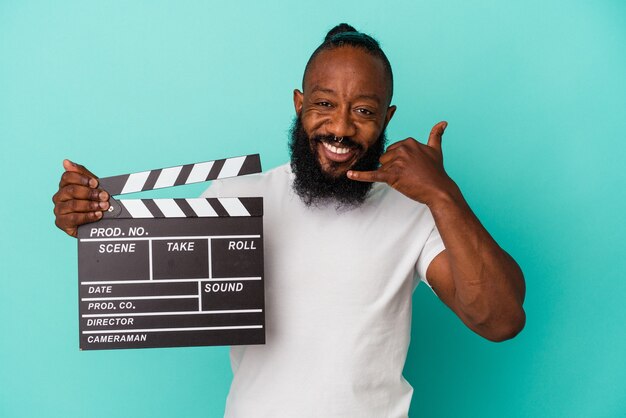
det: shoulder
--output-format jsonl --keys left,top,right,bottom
{"left": 362, "top": 182, "right": 437, "bottom": 230}
{"left": 201, "top": 163, "right": 292, "bottom": 198}
{"left": 368, "top": 182, "right": 429, "bottom": 213}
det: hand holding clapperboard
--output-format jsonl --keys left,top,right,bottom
{"left": 76, "top": 154, "right": 264, "bottom": 350}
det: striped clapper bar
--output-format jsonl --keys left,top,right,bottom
{"left": 76, "top": 154, "right": 265, "bottom": 350}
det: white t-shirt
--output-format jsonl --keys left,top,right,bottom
{"left": 202, "top": 164, "right": 445, "bottom": 418}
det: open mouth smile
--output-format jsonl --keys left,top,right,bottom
{"left": 317, "top": 138, "right": 358, "bottom": 164}
{"left": 322, "top": 141, "right": 351, "bottom": 155}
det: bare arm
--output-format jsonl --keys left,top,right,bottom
{"left": 425, "top": 190, "right": 525, "bottom": 341}
{"left": 52, "top": 159, "right": 109, "bottom": 237}
{"left": 348, "top": 122, "right": 525, "bottom": 341}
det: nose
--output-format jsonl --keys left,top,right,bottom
{"left": 326, "top": 107, "right": 357, "bottom": 138}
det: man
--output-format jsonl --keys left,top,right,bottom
{"left": 53, "top": 24, "right": 525, "bottom": 417}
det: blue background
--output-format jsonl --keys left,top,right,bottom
{"left": 1, "top": 1, "right": 625, "bottom": 417}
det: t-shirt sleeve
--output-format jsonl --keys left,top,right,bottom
{"left": 200, "top": 180, "right": 222, "bottom": 198}
{"left": 415, "top": 225, "right": 446, "bottom": 287}
{"left": 200, "top": 175, "right": 258, "bottom": 198}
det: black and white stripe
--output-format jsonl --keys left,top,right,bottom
{"left": 99, "top": 154, "right": 261, "bottom": 196}
{"left": 110, "top": 197, "right": 263, "bottom": 219}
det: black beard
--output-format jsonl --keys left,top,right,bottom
{"left": 288, "top": 116, "right": 387, "bottom": 209}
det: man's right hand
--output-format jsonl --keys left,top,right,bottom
{"left": 52, "top": 159, "right": 109, "bottom": 238}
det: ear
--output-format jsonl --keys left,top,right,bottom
{"left": 384, "top": 105, "right": 397, "bottom": 128}
{"left": 293, "top": 89, "right": 304, "bottom": 115}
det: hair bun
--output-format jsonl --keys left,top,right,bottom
{"left": 324, "top": 23, "right": 358, "bottom": 42}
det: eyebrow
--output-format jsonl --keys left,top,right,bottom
{"left": 310, "top": 86, "right": 382, "bottom": 104}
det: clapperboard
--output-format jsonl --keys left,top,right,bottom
{"left": 77, "top": 154, "right": 264, "bottom": 350}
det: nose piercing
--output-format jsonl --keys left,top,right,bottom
{"left": 335, "top": 136, "right": 343, "bottom": 143}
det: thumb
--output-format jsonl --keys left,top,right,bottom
{"left": 426, "top": 121, "right": 448, "bottom": 151}
{"left": 63, "top": 159, "right": 98, "bottom": 179}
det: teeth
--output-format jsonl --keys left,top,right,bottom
{"left": 322, "top": 142, "right": 350, "bottom": 155}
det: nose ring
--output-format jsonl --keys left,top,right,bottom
{"left": 334, "top": 136, "right": 344, "bottom": 143}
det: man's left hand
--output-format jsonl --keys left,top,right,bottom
{"left": 347, "top": 121, "right": 455, "bottom": 206}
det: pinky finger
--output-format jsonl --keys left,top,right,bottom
{"left": 347, "top": 169, "right": 389, "bottom": 183}
{"left": 55, "top": 211, "right": 103, "bottom": 236}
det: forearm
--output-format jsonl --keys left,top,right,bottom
{"left": 428, "top": 180, "right": 526, "bottom": 341}
{"left": 346, "top": 122, "right": 526, "bottom": 340}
